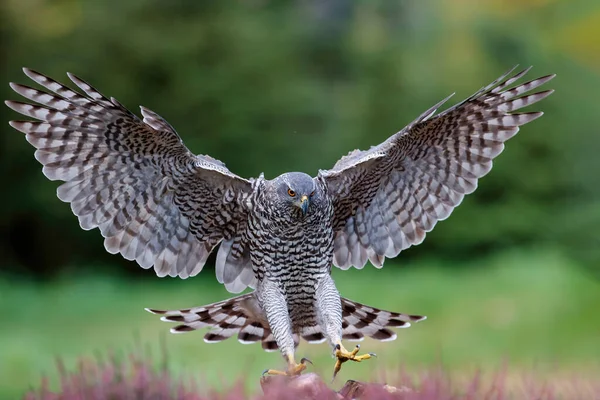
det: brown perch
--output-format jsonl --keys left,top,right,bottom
{"left": 260, "top": 373, "right": 411, "bottom": 399}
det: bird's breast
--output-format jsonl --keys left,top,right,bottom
{"left": 248, "top": 220, "right": 334, "bottom": 283}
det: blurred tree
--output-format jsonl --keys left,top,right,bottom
{"left": 0, "top": 0, "right": 598, "bottom": 278}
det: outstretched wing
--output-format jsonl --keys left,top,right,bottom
{"left": 320, "top": 66, "right": 555, "bottom": 270}
{"left": 6, "top": 68, "right": 254, "bottom": 283}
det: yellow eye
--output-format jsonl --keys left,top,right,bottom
{"left": 287, "top": 189, "right": 296, "bottom": 197}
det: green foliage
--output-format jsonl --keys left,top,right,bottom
{"left": 1, "top": 4, "right": 598, "bottom": 398}
{"left": 1, "top": 250, "right": 599, "bottom": 397}
{"left": 1, "top": 1, "right": 599, "bottom": 273}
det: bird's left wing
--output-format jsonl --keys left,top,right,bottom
{"left": 6, "top": 69, "right": 255, "bottom": 283}
{"left": 319, "top": 67, "right": 555, "bottom": 270}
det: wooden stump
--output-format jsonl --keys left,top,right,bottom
{"left": 260, "top": 373, "right": 412, "bottom": 399}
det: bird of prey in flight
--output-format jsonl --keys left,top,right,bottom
{"left": 6, "top": 66, "right": 554, "bottom": 378}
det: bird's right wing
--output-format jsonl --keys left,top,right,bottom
{"left": 319, "top": 67, "right": 555, "bottom": 270}
{"left": 6, "top": 69, "right": 255, "bottom": 284}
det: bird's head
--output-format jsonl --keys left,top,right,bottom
{"left": 273, "top": 172, "right": 318, "bottom": 218}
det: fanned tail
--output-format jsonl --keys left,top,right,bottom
{"left": 340, "top": 297, "right": 426, "bottom": 342}
{"left": 146, "top": 293, "right": 296, "bottom": 352}
{"left": 296, "top": 297, "right": 426, "bottom": 345}
{"left": 147, "top": 294, "right": 425, "bottom": 351}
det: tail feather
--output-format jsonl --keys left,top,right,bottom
{"left": 237, "top": 321, "right": 265, "bottom": 344}
{"left": 261, "top": 333, "right": 278, "bottom": 352}
{"left": 146, "top": 293, "right": 272, "bottom": 346}
{"left": 146, "top": 294, "right": 426, "bottom": 351}
{"left": 299, "top": 325, "right": 327, "bottom": 344}
{"left": 341, "top": 297, "right": 426, "bottom": 342}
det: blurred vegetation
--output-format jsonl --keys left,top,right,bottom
{"left": 1, "top": 0, "right": 599, "bottom": 397}
{"left": 3, "top": 250, "right": 600, "bottom": 398}
{"left": 1, "top": 0, "right": 599, "bottom": 277}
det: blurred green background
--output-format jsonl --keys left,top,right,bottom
{"left": 1, "top": 0, "right": 599, "bottom": 397}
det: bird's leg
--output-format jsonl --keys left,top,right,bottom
{"left": 333, "top": 342, "right": 376, "bottom": 380}
{"left": 262, "top": 355, "right": 312, "bottom": 377}
{"left": 312, "top": 275, "right": 375, "bottom": 380}
{"left": 258, "top": 279, "right": 311, "bottom": 377}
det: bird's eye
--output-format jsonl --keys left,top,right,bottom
{"left": 287, "top": 189, "right": 296, "bottom": 197}
{"left": 310, "top": 191, "right": 315, "bottom": 197}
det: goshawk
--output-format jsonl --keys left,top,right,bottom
{"left": 6, "top": 66, "right": 554, "bottom": 378}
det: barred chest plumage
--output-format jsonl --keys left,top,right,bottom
{"left": 246, "top": 178, "right": 335, "bottom": 293}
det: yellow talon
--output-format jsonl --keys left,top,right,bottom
{"left": 262, "top": 357, "right": 312, "bottom": 377}
{"left": 333, "top": 343, "right": 376, "bottom": 380}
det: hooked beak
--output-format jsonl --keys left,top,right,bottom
{"left": 299, "top": 195, "right": 309, "bottom": 216}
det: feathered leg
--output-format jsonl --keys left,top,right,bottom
{"left": 317, "top": 275, "right": 427, "bottom": 379}
{"left": 258, "top": 279, "right": 310, "bottom": 376}
{"left": 315, "top": 275, "right": 376, "bottom": 380}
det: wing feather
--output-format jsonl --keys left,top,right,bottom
{"left": 321, "top": 66, "right": 555, "bottom": 270}
{"left": 7, "top": 69, "right": 254, "bottom": 286}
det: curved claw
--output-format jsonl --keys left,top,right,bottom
{"left": 262, "top": 358, "right": 311, "bottom": 377}
{"left": 332, "top": 342, "right": 375, "bottom": 381}
{"left": 332, "top": 362, "right": 342, "bottom": 383}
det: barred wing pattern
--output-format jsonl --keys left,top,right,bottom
{"left": 6, "top": 69, "right": 253, "bottom": 279}
{"left": 321, "top": 67, "right": 555, "bottom": 270}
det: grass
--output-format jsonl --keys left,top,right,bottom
{"left": 21, "top": 355, "right": 600, "bottom": 399}
{"left": 1, "top": 249, "right": 599, "bottom": 398}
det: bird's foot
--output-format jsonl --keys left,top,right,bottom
{"left": 332, "top": 344, "right": 376, "bottom": 380}
{"left": 262, "top": 357, "right": 312, "bottom": 377}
